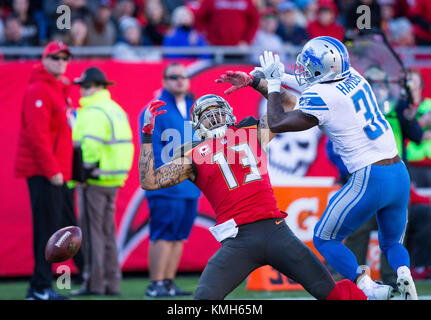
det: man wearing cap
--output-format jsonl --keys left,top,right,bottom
{"left": 70, "top": 67, "right": 134, "bottom": 296}
{"left": 15, "top": 41, "right": 73, "bottom": 300}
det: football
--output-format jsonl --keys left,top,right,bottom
{"left": 45, "top": 226, "right": 82, "bottom": 263}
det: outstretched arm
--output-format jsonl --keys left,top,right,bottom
{"left": 139, "top": 100, "right": 196, "bottom": 190}
{"left": 215, "top": 70, "right": 296, "bottom": 111}
{"left": 259, "top": 51, "right": 319, "bottom": 133}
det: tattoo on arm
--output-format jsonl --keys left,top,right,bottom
{"left": 257, "top": 113, "right": 276, "bottom": 151}
{"left": 139, "top": 143, "right": 195, "bottom": 190}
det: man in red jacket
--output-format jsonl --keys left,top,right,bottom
{"left": 15, "top": 41, "right": 74, "bottom": 300}
{"left": 306, "top": 0, "right": 344, "bottom": 41}
{"left": 194, "top": 0, "right": 259, "bottom": 46}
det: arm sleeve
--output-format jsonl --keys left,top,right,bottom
{"left": 281, "top": 73, "right": 303, "bottom": 93}
{"left": 23, "top": 85, "right": 61, "bottom": 179}
{"left": 295, "top": 91, "right": 330, "bottom": 125}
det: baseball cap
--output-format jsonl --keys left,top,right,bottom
{"left": 43, "top": 41, "right": 71, "bottom": 58}
{"left": 74, "top": 67, "right": 115, "bottom": 86}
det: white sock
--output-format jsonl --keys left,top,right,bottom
{"left": 397, "top": 265, "right": 411, "bottom": 278}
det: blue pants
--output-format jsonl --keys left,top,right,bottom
{"left": 147, "top": 196, "right": 198, "bottom": 241}
{"left": 313, "top": 161, "right": 411, "bottom": 281}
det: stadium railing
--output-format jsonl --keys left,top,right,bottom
{"left": 1, "top": 45, "right": 430, "bottom": 66}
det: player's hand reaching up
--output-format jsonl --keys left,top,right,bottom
{"left": 255, "top": 51, "right": 285, "bottom": 93}
{"left": 142, "top": 100, "right": 167, "bottom": 135}
{"left": 215, "top": 71, "right": 252, "bottom": 95}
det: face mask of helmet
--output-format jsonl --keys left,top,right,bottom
{"left": 196, "top": 107, "right": 231, "bottom": 139}
{"left": 191, "top": 95, "right": 236, "bottom": 140}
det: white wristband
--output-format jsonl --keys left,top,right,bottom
{"left": 267, "top": 79, "right": 281, "bottom": 93}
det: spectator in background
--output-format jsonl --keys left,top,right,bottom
{"left": 112, "top": 0, "right": 136, "bottom": 21}
{"left": 15, "top": 41, "right": 73, "bottom": 300}
{"left": 113, "top": 15, "right": 161, "bottom": 61}
{"left": 275, "top": 1, "right": 309, "bottom": 46}
{"left": 406, "top": 70, "right": 431, "bottom": 186}
{"left": 70, "top": 67, "right": 134, "bottom": 297}
{"left": 57, "top": 16, "right": 89, "bottom": 46}
{"left": 12, "top": 0, "right": 39, "bottom": 45}
{"left": 404, "top": 69, "right": 431, "bottom": 280}
{"left": 87, "top": 0, "right": 117, "bottom": 46}
{"left": 195, "top": 0, "right": 260, "bottom": 46}
{"left": 250, "top": 8, "right": 283, "bottom": 64}
{"left": 409, "top": 0, "right": 431, "bottom": 46}
{"left": 2, "top": 14, "right": 27, "bottom": 46}
{"left": 139, "top": 62, "right": 201, "bottom": 297}
{"left": 142, "top": 0, "right": 169, "bottom": 45}
{"left": 344, "top": 0, "right": 382, "bottom": 33}
{"left": 307, "top": 0, "right": 344, "bottom": 41}
{"left": 162, "top": 0, "right": 186, "bottom": 15}
{"left": 388, "top": 17, "right": 415, "bottom": 46}
{"left": 162, "top": 5, "right": 209, "bottom": 59}
{"left": 62, "top": 0, "right": 92, "bottom": 19}
{"left": 112, "top": 0, "right": 136, "bottom": 36}
{"left": 295, "top": 0, "right": 318, "bottom": 27}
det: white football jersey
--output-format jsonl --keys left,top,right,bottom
{"left": 294, "top": 67, "right": 398, "bottom": 173}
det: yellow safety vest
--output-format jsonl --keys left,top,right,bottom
{"left": 72, "top": 89, "right": 134, "bottom": 187}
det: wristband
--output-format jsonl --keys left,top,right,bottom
{"left": 142, "top": 133, "right": 153, "bottom": 143}
{"left": 267, "top": 79, "right": 281, "bottom": 93}
{"left": 250, "top": 74, "right": 261, "bottom": 89}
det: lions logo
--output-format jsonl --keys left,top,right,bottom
{"left": 302, "top": 48, "right": 327, "bottom": 68}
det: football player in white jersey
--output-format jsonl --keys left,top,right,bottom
{"left": 215, "top": 36, "right": 418, "bottom": 300}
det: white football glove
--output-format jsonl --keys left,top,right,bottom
{"left": 255, "top": 51, "right": 285, "bottom": 93}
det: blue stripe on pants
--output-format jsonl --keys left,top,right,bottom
{"left": 313, "top": 161, "right": 410, "bottom": 281}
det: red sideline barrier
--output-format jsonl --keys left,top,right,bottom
{"left": 0, "top": 60, "right": 430, "bottom": 277}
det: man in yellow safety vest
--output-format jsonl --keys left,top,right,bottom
{"left": 70, "top": 67, "right": 134, "bottom": 296}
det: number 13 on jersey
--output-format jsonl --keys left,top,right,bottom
{"left": 213, "top": 142, "right": 262, "bottom": 189}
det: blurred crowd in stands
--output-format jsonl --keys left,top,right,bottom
{"left": 0, "top": 0, "right": 430, "bottom": 60}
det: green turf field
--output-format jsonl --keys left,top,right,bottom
{"left": 1, "top": 275, "right": 431, "bottom": 300}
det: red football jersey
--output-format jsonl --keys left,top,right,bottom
{"left": 183, "top": 117, "right": 286, "bottom": 226}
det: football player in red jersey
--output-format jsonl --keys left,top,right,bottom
{"left": 139, "top": 95, "right": 367, "bottom": 300}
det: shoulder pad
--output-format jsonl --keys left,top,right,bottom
{"left": 234, "top": 116, "right": 259, "bottom": 128}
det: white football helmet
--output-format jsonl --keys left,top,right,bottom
{"left": 295, "top": 36, "right": 351, "bottom": 86}
{"left": 191, "top": 94, "right": 236, "bottom": 140}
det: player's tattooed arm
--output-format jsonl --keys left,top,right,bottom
{"left": 257, "top": 113, "right": 277, "bottom": 151}
{"left": 139, "top": 143, "right": 196, "bottom": 190}
{"left": 267, "top": 92, "right": 318, "bottom": 133}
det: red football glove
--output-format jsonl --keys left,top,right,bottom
{"left": 215, "top": 70, "right": 252, "bottom": 95}
{"left": 142, "top": 100, "right": 167, "bottom": 135}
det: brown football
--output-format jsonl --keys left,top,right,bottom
{"left": 45, "top": 226, "right": 82, "bottom": 263}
